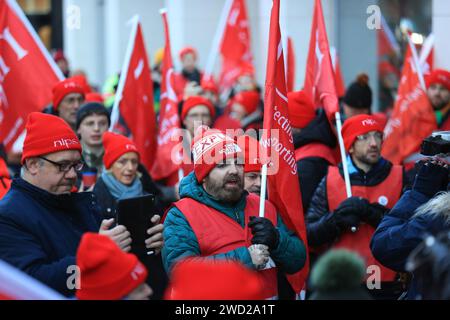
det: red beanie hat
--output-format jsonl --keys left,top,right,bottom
{"left": 341, "top": 114, "right": 384, "bottom": 151}
{"left": 181, "top": 96, "right": 216, "bottom": 121}
{"left": 201, "top": 78, "right": 219, "bottom": 94}
{"left": 232, "top": 90, "right": 260, "bottom": 115}
{"left": 287, "top": 90, "right": 316, "bottom": 128}
{"left": 52, "top": 77, "right": 85, "bottom": 111}
{"left": 21, "top": 112, "right": 82, "bottom": 164}
{"left": 179, "top": 46, "right": 197, "bottom": 61}
{"left": 76, "top": 233, "right": 148, "bottom": 300}
{"left": 71, "top": 74, "right": 92, "bottom": 94}
{"left": 191, "top": 126, "right": 242, "bottom": 182}
{"left": 85, "top": 92, "right": 104, "bottom": 104}
{"left": 165, "top": 259, "right": 264, "bottom": 300}
{"left": 103, "top": 132, "right": 140, "bottom": 169}
{"left": 425, "top": 69, "right": 450, "bottom": 92}
{"left": 237, "top": 135, "right": 262, "bottom": 173}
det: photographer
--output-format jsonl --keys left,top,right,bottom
{"left": 371, "top": 132, "right": 450, "bottom": 299}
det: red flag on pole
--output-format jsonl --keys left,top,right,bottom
{"left": 382, "top": 40, "right": 437, "bottom": 165}
{"left": 0, "top": 0, "right": 63, "bottom": 151}
{"left": 330, "top": 47, "right": 346, "bottom": 98}
{"left": 150, "top": 10, "right": 182, "bottom": 181}
{"left": 303, "top": 0, "right": 339, "bottom": 122}
{"left": 286, "top": 37, "right": 295, "bottom": 92}
{"left": 262, "top": 0, "right": 309, "bottom": 295}
{"left": 110, "top": 17, "right": 157, "bottom": 171}
{"left": 219, "top": 0, "right": 254, "bottom": 90}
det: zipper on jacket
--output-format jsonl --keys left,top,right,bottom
{"left": 234, "top": 209, "right": 241, "bottom": 225}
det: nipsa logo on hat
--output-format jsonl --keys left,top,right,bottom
{"left": 125, "top": 144, "right": 137, "bottom": 151}
{"left": 53, "top": 138, "right": 79, "bottom": 149}
{"left": 64, "top": 82, "right": 79, "bottom": 89}
{"left": 130, "top": 263, "right": 146, "bottom": 280}
{"left": 361, "top": 119, "right": 377, "bottom": 126}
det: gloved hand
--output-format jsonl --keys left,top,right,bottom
{"left": 334, "top": 196, "right": 371, "bottom": 218}
{"left": 248, "top": 244, "right": 270, "bottom": 270}
{"left": 333, "top": 211, "right": 360, "bottom": 231}
{"left": 361, "top": 203, "right": 387, "bottom": 228}
{"left": 413, "top": 159, "right": 449, "bottom": 197}
{"left": 248, "top": 216, "right": 280, "bottom": 251}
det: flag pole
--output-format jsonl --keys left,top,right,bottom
{"left": 335, "top": 112, "right": 356, "bottom": 232}
{"left": 109, "top": 15, "right": 140, "bottom": 132}
{"left": 407, "top": 33, "right": 427, "bottom": 92}
{"left": 204, "top": 0, "right": 233, "bottom": 79}
{"left": 259, "top": 163, "right": 268, "bottom": 218}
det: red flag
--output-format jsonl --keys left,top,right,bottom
{"left": 150, "top": 10, "right": 182, "bottom": 181}
{"left": 219, "top": 0, "right": 254, "bottom": 90}
{"left": 303, "top": 0, "right": 339, "bottom": 121}
{"left": 110, "top": 18, "right": 157, "bottom": 171}
{"left": 286, "top": 37, "right": 295, "bottom": 92}
{"left": 378, "top": 15, "right": 400, "bottom": 58}
{"left": 382, "top": 44, "right": 437, "bottom": 164}
{"left": 0, "top": 0, "right": 63, "bottom": 151}
{"left": 262, "top": 0, "right": 309, "bottom": 295}
{"left": 330, "top": 47, "right": 345, "bottom": 98}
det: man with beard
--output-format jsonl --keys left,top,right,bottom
{"left": 162, "top": 127, "right": 306, "bottom": 299}
{"left": 306, "top": 115, "right": 409, "bottom": 299}
{"left": 426, "top": 69, "right": 450, "bottom": 130}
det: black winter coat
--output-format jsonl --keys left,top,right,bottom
{"left": 306, "top": 158, "right": 410, "bottom": 247}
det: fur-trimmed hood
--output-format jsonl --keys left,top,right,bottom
{"left": 414, "top": 192, "right": 450, "bottom": 225}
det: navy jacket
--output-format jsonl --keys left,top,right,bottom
{"left": 0, "top": 178, "right": 101, "bottom": 296}
{"left": 370, "top": 190, "right": 449, "bottom": 299}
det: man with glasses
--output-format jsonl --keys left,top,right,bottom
{"left": 305, "top": 114, "right": 409, "bottom": 299}
{"left": 0, "top": 113, "right": 135, "bottom": 296}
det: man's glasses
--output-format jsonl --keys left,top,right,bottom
{"left": 39, "top": 156, "right": 84, "bottom": 173}
{"left": 356, "top": 132, "right": 383, "bottom": 142}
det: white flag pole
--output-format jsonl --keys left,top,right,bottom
{"left": 407, "top": 34, "right": 427, "bottom": 92}
{"left": 204, "top": 0, "right": 233, "bottom": 79}
{"left": 335, "top": 112, "right": 356, "bottom": 232}
{"left": 258, "top": 163, "right": 268, "bottom": 218}
{"left": 109, "top": 15, "right": 140, "bottom": 132}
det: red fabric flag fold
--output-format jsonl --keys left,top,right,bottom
{"left": 262, "top": 0, "right": 309, "bottom": 295}
{"left": 151, "top": 11, "right": 182, "bottom": 181}
{"left": 382, "top": 45, "right": 437, "bottom": 164}
{"left": 219, "top": 0, "right": 254, "bottom": 91}
{"left": 112, "top": 20, "right": 157, "bottom": 171}
{"left": 303, "top": 0, "right": 339, "bottom": 122}
{"left": 0, "top": 0, "right": 63, "bottom": 151}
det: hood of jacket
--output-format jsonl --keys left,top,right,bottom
{"left": 414, "top": 191, "right": 450, "bottom": 225}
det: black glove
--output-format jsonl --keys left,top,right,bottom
{"left": 333, "top": 196, "right": 369, "bottom": 232}
{"left": 334, "top": 196, "right": 371, "bottom": 218}
{"left": 362, "top": 203, "right": 387, "bottom": 228}
{"left": 248, "top": 217, "right": 280, "bottom": 251}
{"left": 413, "top": 160, "right": 449, "bottom": 197}
{"left": 333, "top": 211, "right": 360, "bottom": 231}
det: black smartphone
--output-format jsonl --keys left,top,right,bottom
{"left": 117, "top": 194, "right": 156, "bottom": 258}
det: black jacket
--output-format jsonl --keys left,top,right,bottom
{"left": 93, "top": 164, "right": 163, "bottom": 220}
{"left": 294, "top": 109, "right": 336, "bottom": 212}
{"left": 306, "top": 158, "right": 410, "bottom": 247}
{"left": 92, "top": 168, "right": 168, "bottom": 299}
